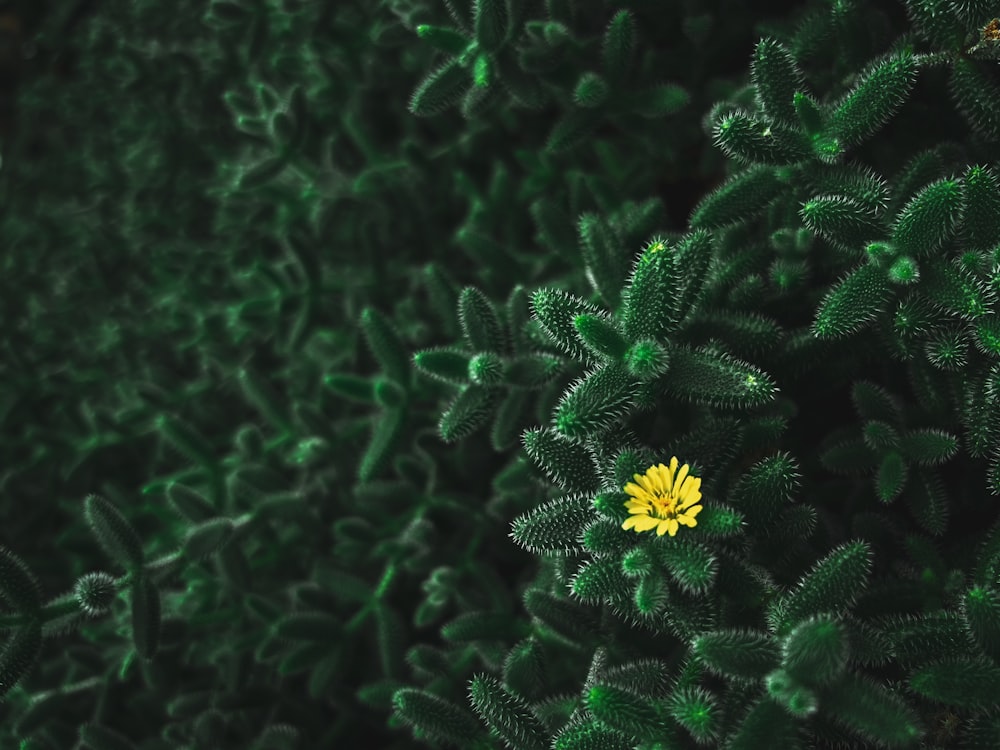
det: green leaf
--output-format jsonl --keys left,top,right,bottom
{"left": 621, "top": 83, "right": 690, "bottom": 118}
{"left": 0, "top": 621, "right": 41, "bottom": 701}
{"left": 522, "top": 428, "right": 600, "bottom": 493}
{"left": 323, "top": 373, "right": 376, "bottom": 404}
{"left": 663, "top": 345, "right": 777, "bottom": 410}
{"left": 622, "top": 237, "right": 681, "bottom": 341}
{"left": 624, "top": 339, "right": 671, "bottom": 381}
{"left": 374, "top": 378, "right": 408, "bottom": 408}
{"left": 79, "top": 723, "right": 138, "bottom": 750}
{"left": 602, "top": 10, "right": 635, "bottom": 82}
{"left": 416, "top": 24, "right": 471, "bottom": 55}
{"left": 393, "top": 688, "right": 484, "bottom": 746}
{"left": 462, "top": 73, "right": 500, "bottom": 116}
{"left": 950, "top": 58, "right": 1000, "bottom": 142}
{"left": 767, "top": 541, "right": 873, "bottom": 638}
{"left": 217, "top": 544, "right": 252, "bottom": 591}
{"left": 799, "top": 195, "right": 884, "bottom": 253}
{"left": 236, "top": 156, "right": 287, "bottom": 189}
{"left": 442, "top": 612, "right": 527, "bottom": 643}
{"left": 0, "top": 546, "right": 42, "bottom": 613}
{"left": 586, "top": 684, "right": 667, "bottom": 742}
{"left": 577, "top": 213, "right": 627, "bottom": 311}
{"left": 238, "top": 367, "right": 292, "bottom": 433}
{"left": 724, "top": 695, "right": 801, "bottom": 749}
{"left": 375, "top": 602, "right": 406, "bottom": 677}
{"left": 358, "top": 408, "right": 407, "bottom": 481}
{"left": 442, "top": 0, "right": 473, "bottom": 32}
{"left": 357, "top": 678, "right": 407, "bottom": 711}
{"left": 523, "top": 588, "right": 601, "bottom": 645}
{"left": 826, "top": 50, "right": 917, "bottom": 148}
{"left": 689, "top": 165, "right": 784, "bottom": 229}
{"left": 665, "top": 684, "right": 720, "bottom": 744}
{"left": 474, "top": 0, "right": 508, "bottom": 52}
{"left": 851, "top": 381, "right": 902, "bottom": 424}
{"left": 574, "top": 313, "right": 629, "bottom": 361}
{"left": 414, "top": 347, "right": 471, "bottom": 386}
{"left": 529, "top": 196, "right": 577, "bottom": 261}
{"left": 820, "top": 673, "right": 923, "bottom": 743}
{"left": 794, "top": 91, "right": 826, "bottom": 137}
{"left": 571, "top": 557, "right": 630, "bottom": 604}
{"left": 573, "top": 72, "right": 610, "bottom": 108}
{"left": 552, "top": 363, "right": 637, "bottom": 442}
{"left": 130, "top": 575, "right": 161, "bottom": 660}
{"left": 156, "top": 415, "right": 217, "bottom": 468}
{"left": 511, "top": 492, "right": 595, "bottom": 554}
{"left": 491, "top": 389, "right": 531, "bottom": 452}
{"left": 423, "top": 263, "right": 461, "bottom": 337}
{"left": 553, "top": 720, "right": 632, "bottom": 750}
{"left": 960, "top": 165, "right": 1000, "bottom": 252}
{"left": 503, "top": 638, "right": 545, "bottom": 699}
{"left": 811, "top": 262, "right": 891, "bottom": 339}
{"left": 166, "top": 482, "right": 216, "bottom": 522}
{"left": 899, "top": 428, "right": 958, "bottom": 466}
{"left": 906, "top": 0, "right": 971, "bottom": 49}
{"left": 731, "top": 452, "right": 801, "bottom": 530}
{"left": 439, "top": 385, "right": 499, "bottom": 443}
{"left": 470, "top": 673, "right": 548, "bottom": 750}
{"left": 545, "top": 108, "right": 603, "bottom": 154}
{"left": 531, "top": 288, "right": 606, "bottom": 365}
{"left": 84, "top": 494, "right": 145, "bottom": 571}
{"left": 652, "top": 538, "right": 718, "bottom": 596}
{"left": 963, "top": 585, "right": 1000, "bottom": 665}
{"left": 409, "top": 59, "right": 470, "bottom": 117}
{"left": 459, "top": 286, "right": 507, "bottom": 353}
{"left": 781, "top": 615, "right": 848, "bottom": 686}
{"left": 891, "top": 177, "right": 963, "bottom": 259}
{"left": 751, "top": 37, "right": 806, "bottom": 125}
{"left": 671, "top": 229, "right": 714, "bottom": 321}
{"left": 875, "top": 451, "right": 910, "bottom": 503}
{"left": 504, "top": 353, "right": 563, "bottom": 389}
{"left": 360, "top": 307, "right": 411, "bottom": 385}
{"left": 692, "top": 629, "right": 781, "bottom": 682}
{"left": 182, "top": 518, "right": 235, "bottom": 562}
{"left": 713, "top": 113, "right": 811, "bottom": 166}
{"left": 910, "top": 657, "right": 1000, "bottom": 711}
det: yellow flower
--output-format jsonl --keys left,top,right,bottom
{"left": 622, "top": 457, "right": 703, "bottom": 537}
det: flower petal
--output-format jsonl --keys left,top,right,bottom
{"left": 651, "top": 463, "right": 667, "bottom": 493}
{"left": 633, "top": 473, "right": 656, "bottom": 494}
{"left": 656, "top": 518, "right": 679, "bottom": 536}
{"left": 624, "top": 482, "right": 651, "bottom": 501}
{"left": 677, "top": 485, "right": 702, "bottom": 510}
{"left": 630, "top": 515, "right": 660, "bottom": 532}
{"left": 672, "top": 463, "right": 690, "bottom": 496}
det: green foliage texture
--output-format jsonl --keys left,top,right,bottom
{"left": 2, "top": 0, "right": 1000, "bottom": 748}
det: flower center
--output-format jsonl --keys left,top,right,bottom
{"left": 650, "top": 491, "right": 678, "bottom": 519}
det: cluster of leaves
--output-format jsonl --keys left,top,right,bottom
{"left": 3, "top": 0, "right": 1000, "bottom": 749}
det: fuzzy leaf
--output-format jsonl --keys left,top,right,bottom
{"left": 409, "top": 59, "right": 470, "bottom": 117}
{"left": 812, "top": 262, "right": 891, "bottom": 339}
{"left": 751, "top": 37, "right": 806, "bottom": 125}
{"left": 511, "top": 493, "right": 595, "bottom": 554}
{"left": 84, "top": 494, "right": 144, "bottom": 571}
{"left": 469, "top": 673, "right": 548, "bottom": 750}
{"left": 826, "top": 50, "right": 917, "bottom": 148}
